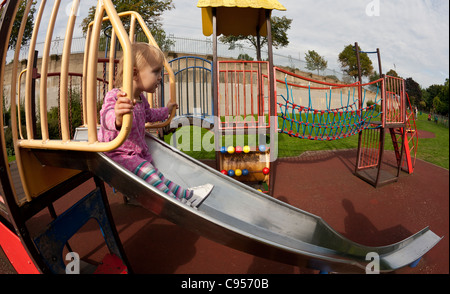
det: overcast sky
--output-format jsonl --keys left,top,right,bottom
{"left": 160, "top": 0, "right": 449, "bottom": 88}
{"left": 41, "top": 0, "right": 449, "bottom": 88}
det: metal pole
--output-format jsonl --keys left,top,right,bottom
{"left": 377, "top": 48, "right": 383, "bottom": 77}
{"left": 266, "top": 10, "right": 277, "bottom": 196}
{"left": 213, "top": 8, "right": 220, "bottom": 171}
{"left": 31, "top": 51, "right": 38, "bottom": 137}
{"left": 354, "top": 42, "right": 363, "bottom": 175}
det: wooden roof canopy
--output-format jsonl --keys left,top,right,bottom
{"left": 197, "top": 0, "right": 286, "bottom": 37}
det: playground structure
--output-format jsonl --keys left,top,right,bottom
{"left": 277, "top": 44, "right": 419, "bottom": 187}
{"left": 0, "top": 0, "right": 442, "bottom": 274}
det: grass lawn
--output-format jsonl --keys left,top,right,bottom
{"left": 7, "top": 113, "right": 447, "bottom": 170}
{"left": 411, "top": 113, "right": 449, "bottom": 169}
{"left": 164, "top": 112, "right": 449, "bottom": 170}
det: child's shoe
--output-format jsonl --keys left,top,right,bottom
{"left": 187, "top": 184, "right": 214, "bottom": 208}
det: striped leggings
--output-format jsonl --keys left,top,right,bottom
{"left": 134, "top": 161, "right": 192, "bottom": 200}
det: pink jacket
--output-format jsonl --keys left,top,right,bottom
{"left": 98, "top": 88, "right": 169, "bottom": 172}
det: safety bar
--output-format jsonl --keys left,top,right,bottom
{"left": 13, "top": 0, "right": 135, "bottom": 152}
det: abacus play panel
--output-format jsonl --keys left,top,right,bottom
{"left": 220, "top": 144, "right": 270, "bottom": 183}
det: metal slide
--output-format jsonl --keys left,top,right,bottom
{"left": 33, "top": 131, "right": 442, "bottom": 273}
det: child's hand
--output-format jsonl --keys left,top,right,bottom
{"left": 115, "top": 91, "right": 135, "bottom": 129}
{"left": 167, "top": 101, "right": 179, "bottom": 113}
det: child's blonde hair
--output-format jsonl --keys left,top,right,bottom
{"left": 115, "top": 42, "right": 165, "bottom": 87}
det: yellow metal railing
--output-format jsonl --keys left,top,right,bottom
{"left": 84, "top": 10, "right": 177, "bottom": 130}
{"left": 9, "top": 0, "right": 176, "bottom": 203}
{"left": 13, "top": 0, "right": 175, "bottom": 152}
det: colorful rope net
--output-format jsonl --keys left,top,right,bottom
{"left": 276, "top": 68, "right": 383, "bottom": 141}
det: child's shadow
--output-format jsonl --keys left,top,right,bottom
{"left": 342, "top": 199, "right": 412, "bottom": 246}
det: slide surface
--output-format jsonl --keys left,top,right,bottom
{"left": 33, "top": 131, "right": 442, "bottom": 273}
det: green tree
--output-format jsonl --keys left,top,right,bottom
{"left": 81, "top": 0, "right": 175, "bottom": 51}
{"left": 219, "top": 16, "right": 292, "bottom": 61}
{"left": 368, "top": 71, "right": 380, "bottom": 92}
{"left": 9, "top": 1, "right": 37, "bottom": 50}
{"left": 439, "top": 78, "right": 449, "bottom": 115}
{"left": 405, "top": 77, "right": 422, "bottom": 108}
{"left": 424, "top": 84, "right": 443, "bottom": 112}
{"left": 305, "top": 50, "right": 327, "bottom": 75}
{"left": 432, "top": 96, "right": 442, "bottom": 113}
{"left": 237, "top": 53, "right": 254, "bottom": 61}
{"left": 385, "top": 69, "right": 399, "bottom": 78}
{"left": 419, "top": 100, "right": 426, "bottom": 110}
{"left": 338, "top": 44, "right": 373, "bottom": 81}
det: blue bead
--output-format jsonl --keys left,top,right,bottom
{"left": 220, "top": 146, "right": 227, "bottom": 154}
{"left": 228, "top": 170, "right": 235, "bottom": 177}
{"left": 259, "top": 145, "right": 266, "bottom": 152}
{"left": 242, "top": 169, "right": 249, "bottom": 176}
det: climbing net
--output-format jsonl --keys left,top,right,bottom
{"left": 276, "top": 68, "right": 383, "bottom": 141}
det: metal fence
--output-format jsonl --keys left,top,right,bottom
{"left": 165, "top": 35, "right": 346, "bottom": 81}
{"left": 424, "top": 112, "right": 449, "bottom": 128}
{"left": 6, "top": 35, "right": 346, "bottom": 81}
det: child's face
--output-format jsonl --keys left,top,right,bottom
{"left": 135, "top": 63, "right": 163, "bottom": 94}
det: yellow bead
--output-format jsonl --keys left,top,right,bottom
{"left": 235, "top": 169, "right": 242, "bottom": 176}
{"left": 227, "top": 146, "right": 235, "bottom": 154}
{"left": 243, "top": 146, "right": 251, "bottom": 153}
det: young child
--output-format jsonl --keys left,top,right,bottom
{"left": 98, "top": 42, "right": 213, "bottom": 208}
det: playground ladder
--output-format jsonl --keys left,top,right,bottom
{"left": 355, "top": 75, "right": 417, "bottom": 187}
{"left": 389, "top": 94, "right": 418, "bottom": 174}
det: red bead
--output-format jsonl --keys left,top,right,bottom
{"left": 221, "top": 170, "right": 228, "bottom": 175}
{"left": 262, "top": 167, "right": 270, "bottom": 175}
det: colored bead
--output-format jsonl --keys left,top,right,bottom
{"left": 220, "top": 146, "right": 227, "bottom": 154}
{"left": 227, "top": 146, "right": 235, "bottom": 154}
{"left": 235, "top": 169, "right": 242, "bottom": 176}
{"left": 243, "top": 146, "right": 251, "bottom": 153}
{"left": 235, "top": 146, "right": 243, "bottom": 153}
{"left": 262, "top": 167, "right": 270, "bottom": 175}
{"left": 228, "top": 170, "right": 235, "bottom": 177}
{"left": 242, "top": 169, "right": 249, "bottom": 176}
{"left": 221, "top": 170, "right": 228, "bottom": 175}
{"left": 259, "top": 145, "right": 266, "bottom": 152}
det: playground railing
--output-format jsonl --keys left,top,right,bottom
{"left": 86, "top": 10, "right": 177, "bottom": 130}
{"left": 11, "top": 0, "right": 175, "bottom": 153}
{"left": 384, "top": 75, "right": 406, "bottom": 126}
{"left": 217, "top": 61, "right": 271, "bottom": 131}
{"left": 10, "top": 0, "right": 132, "bottom": 152}
{"left": 165, "top": 56, "right": 213, "bottom": 119}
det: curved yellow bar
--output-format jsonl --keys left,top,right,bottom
{"left": 93, "top": 11, "right": 177, "bottom": 129}
{"left": 17, "top": 0, "right": 133, "bottom": 152}
{"left": 17, "top": 69, "right": 27, "bottom": 140}
{"left": 24, "top": 0, "right": 47, "bottom": 140}
{"left": 16, "top": 2, "right": 176, "bottom": 152}
{"left": 60, "top": 0, "right": 80, "bottom": 142}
